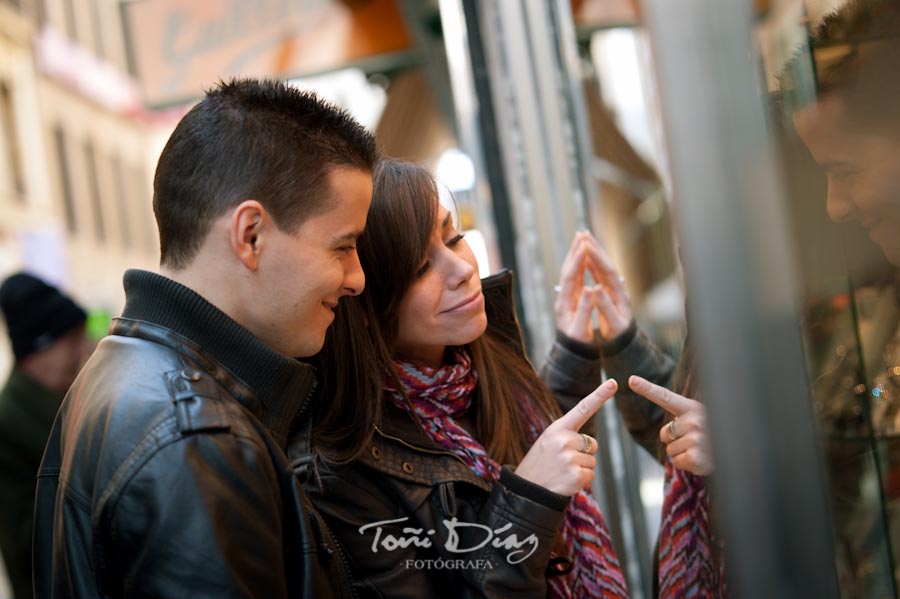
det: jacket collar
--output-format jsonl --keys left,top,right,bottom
{"left": 116, "top": 269, "right": 317, "bottom": 444}
{"left": 480, "top": 269, "right": 528, "bottom": 359}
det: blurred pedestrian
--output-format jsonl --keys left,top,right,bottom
{"left": 0, "top": 272, "right": 91, "bottom": 599}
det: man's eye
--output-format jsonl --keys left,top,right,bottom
{"left": 829, "top": 169, "right": 857, "bottom": 180}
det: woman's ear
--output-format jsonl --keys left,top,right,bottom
{"left": 231, "top": 200, "right": 266, "bottom": 270}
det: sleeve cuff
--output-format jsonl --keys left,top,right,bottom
{"left": 598, "top": 319, "right": 638, "bottom": 356}
{"left": 499, "top": 466, "right": 570, "bottom": 512}
{"left": 555, "top": 330, "right": 600, "bottom": 360}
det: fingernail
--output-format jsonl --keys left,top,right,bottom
{"left": 603, "top": 378, "right": 617, "bottom": 391}
{"left": 629, "top": 375, "right": 641, "bottom": 388}
{"left": 554, "top": 285, "right": 561, "bottom": 293}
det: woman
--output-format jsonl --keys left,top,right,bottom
{"left": 305, "top": 159, "right": 628, "bottom": 598}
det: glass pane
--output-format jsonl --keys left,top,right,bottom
{"left": 764, "top": 0, "right": 900, "bottom": 595}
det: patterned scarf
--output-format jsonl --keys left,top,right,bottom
{"left": 657, "top": 461, "right": 726, "bottom": 598}
{"left": 657, "top": 341, "right": 727, "bottom": 598}
{"left": 384, "top": 348, "right": 628, "bottom": 599}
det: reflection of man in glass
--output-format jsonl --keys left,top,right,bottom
{"left": 786, "top": 2, "right": 900, "bottom": 595}
{"left": 792, "top": 2, "right": 900, "bottom": 266}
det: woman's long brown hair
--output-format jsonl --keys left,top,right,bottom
{"left": 314, "top": 159, "right": 562, "bottom": 465}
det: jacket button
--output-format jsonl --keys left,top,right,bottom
{"left": 402, "top": 462, "right": 414, "bottom": 474}
{"left": 181, "top": 369, "right": 202, "bottom": 382}
{"left": 371, "top": 446, "right": 381, "bottom": 460}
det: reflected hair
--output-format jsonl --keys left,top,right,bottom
{"left": 780, "top": 0, "right": 900, "bottom": 128}
{"left": 315, "top": 159, "right": 561, "bottom": 465}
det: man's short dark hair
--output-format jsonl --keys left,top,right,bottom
{"left": 153, "top": 78, "right": 379, "bottom": 269}
{"left": 780, "top": 0, "right": 900, "bottom": 127}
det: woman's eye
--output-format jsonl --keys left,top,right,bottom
{"left": 415, "top": 261, "right": 431, "bottom": 278}
{"left": 447, "top": 233, "right": 466, "bottom": 247}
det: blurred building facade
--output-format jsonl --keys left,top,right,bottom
{"left": 0, "top": 0, "right": 170, "bottom": 378}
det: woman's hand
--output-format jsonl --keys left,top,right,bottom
{"left": 515, "top": 379, "right": 618, "bottom": 496}
{"left": 554, "top": 232, "right": 632, "bottom": 342}
{"left": 628, "top": 375, "right": 714, "bottom": 476}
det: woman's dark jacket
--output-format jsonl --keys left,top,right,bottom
{"left": 300, "top": 270, "right": 606, "bottom": 599}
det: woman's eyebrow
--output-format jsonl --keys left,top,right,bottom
{"left": 441, "top": 212, "right": 452, "bottom": 229}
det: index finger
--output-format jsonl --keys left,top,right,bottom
{"left": 582, "top": 240, "right": 627, "bottom": 297}
{"left": 555, "top": 378, "right": 618, "bottom": 431}
{"left": 628, "top": 375, "right": 695, "bottom": 416}
{"left": 557, "top": 239, "right": 587, "bottom": 300}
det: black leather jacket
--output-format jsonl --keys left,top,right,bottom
{"left": 33, "top": 270, "right": 353, "bottom": 599}
{"left": 301, "top": 271, "right": 605, "bottom": 599}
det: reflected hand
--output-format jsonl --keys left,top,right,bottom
{"left": 555, "top": 233, "right": 600, "bottom": 343}
{"left": 628, "top": 375, "right": 714, "bottom": 476}
{"left": 516, "top": 379, "right": 618, "bottom": 496}
{"left": 579, "top": 232, "right": 632, "bottom": 340}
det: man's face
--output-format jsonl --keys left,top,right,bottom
{"left": 794, "top": 94, "right": 900, "bottom": 266}
{"left": 256, "top": 166, "right": 372, "bottom": 357}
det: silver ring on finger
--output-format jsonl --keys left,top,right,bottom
{"left": 665, "top": 418, "right": 679, "bottom": 442}
{"left": 580, "top": 433, "right": 594, "bottom": 454}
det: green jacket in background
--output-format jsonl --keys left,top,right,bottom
{"left": 0, "top": 368, "right": 62, "bottom": 599}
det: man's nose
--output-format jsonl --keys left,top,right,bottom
{"left": 342, "top": 252, "right": 365, "bottom": 296}
{"left": 825, "top": 183, "right": 856, "bottom": 224}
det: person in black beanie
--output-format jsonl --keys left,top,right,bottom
{"left": 0, "top": 272, "right": 92, "bottom": 599}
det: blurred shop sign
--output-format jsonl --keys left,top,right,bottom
{"left": 122, "top": 0, "right": 412, "bottom": 107}
{"left": 571, "top": 0, "right": 769, "bottom": 26}
{"left": 18, "top": 227, "right": 68, "bottom": 290}
{"left": 571, "top": 0, "right": 640, "bottom": 28}
{"left": 35, "top": 27, "right": 142, "bottom": 114}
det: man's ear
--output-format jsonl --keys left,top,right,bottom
{"left": 230, "top": 200, "right": 267, "bottom": 270}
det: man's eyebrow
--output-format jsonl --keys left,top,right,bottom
{"left": 819, "top": 160, "right": 853, "bottom": 170}
{"left": 331, "top": 230, "right": 363, "bottom": 244}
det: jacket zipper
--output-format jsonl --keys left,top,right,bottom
{"left": 287, "top": 379, "right": 318, "bottom": 438}
{"left": 316, "top": 513, "right": 360, "bottom": 599}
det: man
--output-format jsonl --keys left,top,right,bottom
{"left": 33, "top": 78, "right": 378, "bottom": 598}
{"left": 0, "top": 272, "right": 91, "bottom": 599}
{"left": 791, "top": 0, "right": 900, "bottom": 267}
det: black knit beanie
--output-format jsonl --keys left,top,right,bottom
{"left": 0, "top": 272, "right": 87, "bottom": 361}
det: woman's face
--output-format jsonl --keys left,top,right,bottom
{"left": 393, "top": 206, "right": 488, "bottom": 367}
